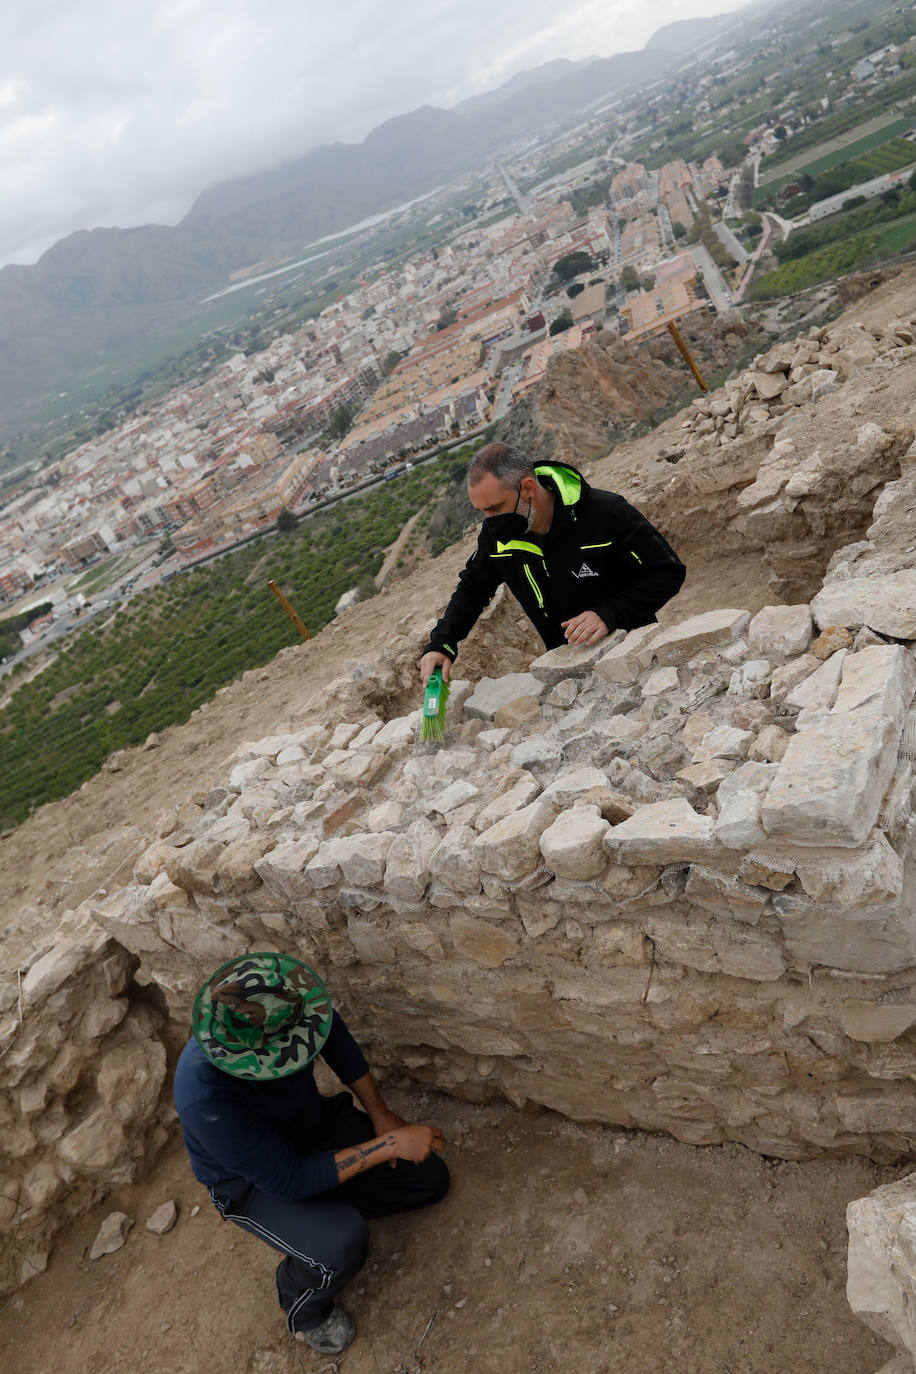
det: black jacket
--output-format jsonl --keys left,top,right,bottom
{"left": 422, "top": 461, "right": 685, "bottom": 661}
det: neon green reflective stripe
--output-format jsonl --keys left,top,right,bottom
{"left": 495, "top": 539, "right": 543, "bottom": 556}
{"left": 630, "top": 550, "right": 642, "bottom": 565}
{"left": 523, "top": 563, "right": 544, "bottom": 608}
{"left": 443, "top": 643, "right": 456, "bottom": 656}
{"left": 580, "top": 540, "right": 613, "bottom": 550}
{"left": 534, "top": 463, "right": 581, "bottom": 507}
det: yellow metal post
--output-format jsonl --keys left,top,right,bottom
{"left": 268, "top": 580, "right": 310, "bottom": 641}
{"left": 666, "top": 321, "right": 708, "bottom": 393}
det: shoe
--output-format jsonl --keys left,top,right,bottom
{"left": 295, "top": 1304, "right": 356, "bottom": 1354}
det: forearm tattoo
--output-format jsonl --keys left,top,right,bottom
{"left": 336, "top": 1134, "right": 396, "bottom": 1177}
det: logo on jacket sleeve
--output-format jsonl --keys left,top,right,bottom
{"left": 572, "top": 561, "right": 599, "bottom": 578}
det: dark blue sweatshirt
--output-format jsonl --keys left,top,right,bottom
{"left": 174, "top": 1012, "right": 370, "bottom": 1200}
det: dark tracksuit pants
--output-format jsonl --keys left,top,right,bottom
{"left": 207, "top": 1093, "right": 450, "bottom": 1332}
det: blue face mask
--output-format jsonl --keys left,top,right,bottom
{"left": 484, "top": 485, "right": 532, "bottom": 542}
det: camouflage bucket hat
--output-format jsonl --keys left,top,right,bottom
{"left": 192, "top": 953, "right": 333, "bottom": 1081}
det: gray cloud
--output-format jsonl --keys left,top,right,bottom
{"left": 0, "top": 0, "right": 742, "bottom": 268}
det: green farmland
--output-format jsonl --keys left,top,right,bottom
{"left": 0, "top": 446, "right": 475, "bottom": 830}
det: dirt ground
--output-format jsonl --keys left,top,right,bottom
{"left": 1, "top": 1085, "right": 899, "bottom": 1374}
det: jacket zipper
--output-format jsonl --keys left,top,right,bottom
{"left": 523, "top": 562, "right": 544, "bottom": 609}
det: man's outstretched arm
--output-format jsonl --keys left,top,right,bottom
{"left": 333, "top": 1123, "right": 444, "bottom": 1183}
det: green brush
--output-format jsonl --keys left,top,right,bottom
{"left": 419, "top": 666, "right": 450, "bottom": 743}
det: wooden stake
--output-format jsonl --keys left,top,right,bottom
{"left": 667, "top": 321, "right": 708, "bottom": 392}
{"left": 268, "top": 580, "right": 310, "bottom": 641}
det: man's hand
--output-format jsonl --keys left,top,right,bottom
{"left": 390, "top": 1124, "right": 445, "bottom": 1164}
{"left": 419, "top": 651, "right": 452, "bottom": 685}
{"left": 561, "top": 611, "right": 609, "bottom": 646}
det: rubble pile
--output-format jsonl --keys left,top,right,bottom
{"left": 665, "top": 319, "right": 915, "bottom": 455}
{"left": 643, "top": 328, "right": 916, "bottom": 605}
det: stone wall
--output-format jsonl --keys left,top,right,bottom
{"left": 93, "top": 574, "right": 916, "bottom": 1176}
{"left": 85, "top": 524, "right": 916, "bottom": 1176}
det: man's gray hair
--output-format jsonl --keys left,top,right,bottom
{"left": 467, "top": 442, "right": 536, "bottom": 490}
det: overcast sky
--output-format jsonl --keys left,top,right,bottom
{"left": 2, "top": 0, "right": 746, "bottom": 270}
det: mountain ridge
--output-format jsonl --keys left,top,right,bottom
{"left": 0, "top": 15, "right": 733, "bottom": 433}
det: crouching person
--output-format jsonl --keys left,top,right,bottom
{"left": 174, "top": 953, "right": 449, "bottom": 1354}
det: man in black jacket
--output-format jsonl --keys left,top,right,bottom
{"left": 419, "top": 442, "right": 685, "bottom": 683}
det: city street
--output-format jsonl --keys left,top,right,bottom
{"left": 687, "top": 241, "right": 733, "bottom": 312}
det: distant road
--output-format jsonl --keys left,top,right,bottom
{"left": 712, "top": 220, "right": 748, "bottom": 265}
{"left": 688, "top": 242, "right": 733, "bottom": 313}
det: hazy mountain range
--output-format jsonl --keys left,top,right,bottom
{"left": 0, "top": 12, "right": 733, "bottom": 437}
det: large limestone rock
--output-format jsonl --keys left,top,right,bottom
{"left": 748, "top": 604, "right": 813, "bottom": 658}
{"left": 530, "top": 638, "right": 618, "bottom": 684}
{"left": 847, "top": 1178, "right": 916, "bottom": 1367}
{"left": 464, "top": 674, "right": 546, "bottom": 720}
{"left": 715, "top": 762, "right": 778, "bottom": 848}
{"left": 594, "top": 623, "right": 660, "bottom": 683}
{"left": 812, "top": 571, "right": 916, "bottom": 639}
{"left": 603, "top": 799, "right": 718, "bottom": 864}
{"left": 761, "top": 711, "right": 902, "bottom": 847}
{"left": 539, "top": 806, "right": 610, "bottom": 879}
{"left": 474, "top": 801, "right": 555, "bottom": 880}
{"left": 646, "top": 609, "right": 750, "bottom": 666}
{"left": 383, "top": 818, "right": 441, "bottom": 900}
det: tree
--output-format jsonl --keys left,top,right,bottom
{"left": 737, "top": 165, "right": 755, "bottom": 211}
{"left": 719, "top": 143, "right": 747, "bottom": 168}
{"left": 620, "top": 265, "right": 639, "bottom": 291}
{"left": 436, "top": 306, "right": 458, "bottom": 331}
{"left": 551, "top": 250, "right": 595, "bottom": 282}
{"left": 381, "top": 351, "right": 401, "bottom": 376}
{"left": 276, "top": 508, "right": 297, "bottom": 533}
{"left": 549, "top": 310, "right": 574, "bottom": 336}
{"left": 672, "top": 221, "right": 688, "bottom": 239}
{"left": 567, "top": 282, "right": 585, "bottom": 299}
{"left": 326, "top": 405, "right": 353, "bottom": 442}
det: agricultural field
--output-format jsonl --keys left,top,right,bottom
{"left": 0, "top": 446, "right": 475, "bottom": 830}
{"left": 749, "top": 207, "right": 916, "bottom": 299}
{"left": 757, "top": 115, "right": 914, "bottom": 191}
{"left": 756, "top": 118, "right": 915, "bottom": 200}
{"left": 770, "top": 140, "right": 916, "bottom": 219}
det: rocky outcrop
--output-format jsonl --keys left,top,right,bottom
{"left": 0, "top": 914, "right": 170, "bottom": 1295}
{"left": 497, "top": 314, "right": 761, "bottom": 464}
